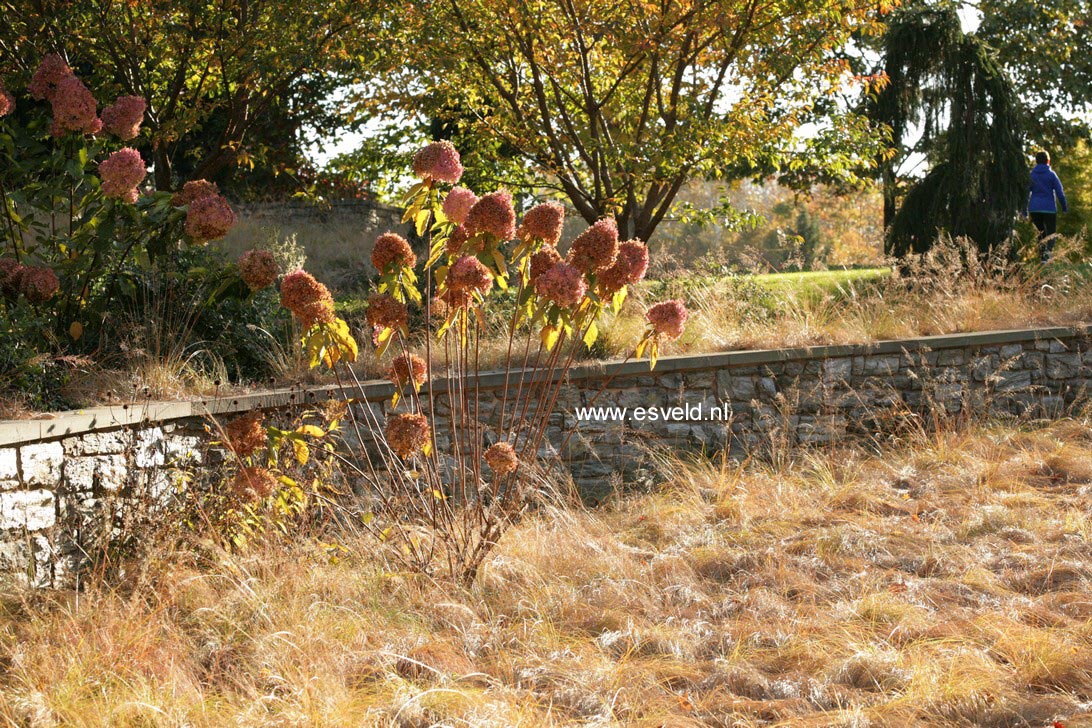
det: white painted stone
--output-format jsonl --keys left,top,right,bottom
{"left": 64, "top": 430, "right": 130, "bottom": 456}
{"left": 0, "top": 448, "right": 17, "bottom": 480}
{"left": 1, "top": 489, "right": 56, "bottom": 530}
{"left": 165, "top": 435, "right": 203, "bottom": 465}
{"left": 64, "top": 454, "right": 129, "bottom": 492}
{"left": 19, "top": 442, "right": 64, "bottom": 486}
{"left": 134, "top": 427, "right": 165, "bottom": 468}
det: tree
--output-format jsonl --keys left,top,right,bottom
{"left": 375, "top": 0, "right": 893, "bottom": 242}
{"left": 0, "top": 0, "right": 380, "bottom": 191}
{"left": 976, "top": 0, "right": 1092, "bottom": 150}
{"left": 867, "top": 4, "right": 1026, "bottom": 257}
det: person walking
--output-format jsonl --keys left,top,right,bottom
{"left": 1024, "top": 150, "right": 1068, "bottom": 263}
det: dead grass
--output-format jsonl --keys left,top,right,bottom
{"left": 3, "top": 414, "right": 1092, "bottom": 725}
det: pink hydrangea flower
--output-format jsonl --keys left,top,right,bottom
{"left": 172, "top": 179, "right": 219, "bottom": 206}
{"left": 388, "top": 353, "right": 429, "bottom": 388}
{"left": 50, "top": 75, "right": 101, "bottom": 136}
{"left": 518, "top": 201, "right": 565, "bottom": 246}
{"left": 647, "top": 299, "right": 688, "bottom": 340}
{"left": 528, "top": 247, "right": 562, "bottom": 286}
{"left": 599, "top": 239, "right": 649, "bottom": 294}
{"left": 185, "top": 194, "right": 237, "bottom": 241}
{"left": 442, "top": 186, "right": 478, "bottom": 225}
{"left": 412, "top": 141, "right": 463, "bottom": 183}
{"left": 386, "top": 413, "right": 431, "bottom": 458}
{"left": 371, "top": 232, "right": 416, "bottom": 273}
{"left": 0, "top": 258, "right": 25, "bottom": 298}
{"left": 568, "top": 218, "right": 618, "bottom": 274}
{"left": 0, "top": 79, "right": 14, "bottom": 117}
{"left": 101, "top": 95, "right": 145, "bottom": 140}
{"left": 280, "top": 269, "right": 335, "bottom": 329}
{"left": 465, "top": 190, "right": 516, "bottom": 241}
{"left": 19, "top": 266, "right": 60, "bottom": 304}
{"left": 98, "top": 148, "right": 146, "bottom": 203}
{"left": 484, "top": 442, "right": 519, "bottom": 475}
{"left": 445, "top": 224, "right": 470, "bottom": 257}
{"left": 366, "top": 293, "right": 408, "bottom": 330}
{"left": 28, "top": 53, "right": 74, "bottom": 101}
{"left": 238, "top": 249, "right": 279, "bottom": 292}
{"left": 535, "top": 262, "right": 587, "bottom": 308}
{"left": 446, "top": 255, "right": 493, "bottom": 295}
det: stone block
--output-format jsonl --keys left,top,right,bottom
{"left": 936, "top": 348, "right": 965, "bottom": 366}
{"left": 1046, "top": 353, "right": 1082, "bottom": 380}
{"left": 19, "top": 442, "right": 64, "bottom": 486}
{"left": 0, "top": 533, "right": 53, "bottom": 587}
{"left": 822, "top": 357, "right": 853, "bottom": 383}
{"left": 134, "top": 427, "right": 165, "bottom": 468}
{"left": 65, "top": 454, "right": 129, "bottom": 493}
{"left": 1, "top": 489, "right": 56, "bottom": 531}
{"left": 993, "top": 369, "right": 1032, "bottom": 392}
{"left": 999, "top": 344, "right": 1024, "bottom": 359}
{"left": 64, "top": 430, "right": 131, "bottom": 456}
{"left": 0, "top": 448, "right": 17, "bottom": 481}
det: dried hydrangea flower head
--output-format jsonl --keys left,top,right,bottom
{"left": 446, "top": 255, "right": 493, "bottom": 296}
{"left": 518, "top": 201, "right": 565, "bottom": 246}
{"left": 599, "top": 239, "right": 649, "bottom": 294}
{"left": 185, "top": 194, "right": 237, "bottom": 242}
{"left": 484, "top": 442, "right": 519, "bottom": 476}
{"left": 388, "top": 353, "right": 429, "bottom": 389}
{"left": 413, "top": 140, "right": 463, "bottom": 184}
{"left": 280, "top": 269, "right": 336, "bottom": 329}
{"left": 0, "top": 79, "right": 14, "bottom": 117}
{"left": 567, "top": 217, "right": 619, "bottom": 274}
{"left": 647, "top": 299, "right": 688, "bottom": 340}
{"left": 172, "top": 179, "right": 219, "bottom": 206}
{"left": 224, "top": 411, "right": 266, "bottom": 458}
{"left": 231, "top": 466, "right": 278, "bottom": 500}
{"left": 535, "top": 261, "right": 587, "bottom": 307}
{"left": 98, "top": 148, "right": 146, "bottom": 203}
{"left": 19, "top": 266, "right": 60, "bottom": 304}
{"left": 465, "top": 190, "right": 516, "bottom": 241}
{"left": 101, "top": 95, "right": 146, "bottom": 140}
{"left": 528, "top": 247, "right": 563, "bottom": 286}
{"left": 238, "top": 249, "right": 279, "bottom": 292}
{"left": 366, "top": 293, "right": 409, "bottom": 331}
{"left": 29, "top": 53, "right": 74, "bottom": 101}
{"left": 386, "top": 413, "right": 431, "bottom": 458}
{"left": 50, "top": 75, "right": 101, "bottom": 136}
{"left": 0, "top": 259, "right": 24, "bottom": 298}
{"left": 442, "top": 186, "right": 478, "bottom": 225}
{"left": 445, "top": 224, "right": 471, "bottom": 257}
{"left": 371, "top": 232, "right": 416, "bottom": 273}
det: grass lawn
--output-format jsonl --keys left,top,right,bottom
{"left": 3, "top": 415, "right": 1092, "bottom": 725}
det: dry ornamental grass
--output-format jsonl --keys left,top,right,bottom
{"left": 3, "top": 412, "right": 1092, "bottom": 726}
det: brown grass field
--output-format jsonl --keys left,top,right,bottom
{"left": 3, "top": 412, "right": 1092, "bottom": 726}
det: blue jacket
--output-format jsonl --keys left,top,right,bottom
{"left": 1026, "top": 163, "right": 1067, "bottom": 214}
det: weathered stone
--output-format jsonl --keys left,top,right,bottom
{"left": 134, "top": 427, "right": 165, "bottom": 468}
{"left": 993, "top": 369, "right": 1033, "bottom": 392}
{"left": 999, "top": 344, "right": 1024, "bottom": 359}
{"left": 822, "top": 357, "right": 853, "bottom": 383}
{"left": 19, "top": 442, "right": 64, "bottom": 486}
{"left": 0, "top": 448, "right": 17, "bottom": 480}
{"left": 1, "top": 489, "right": 56, "bottom": 531}
{"left": 1046, "top": 353, "right": 1082, "bottom": 380}
{"left": 64, "top": 430, "right": 130, "bottom": 456}
{"left": 65, "top": 454, "right": 129, "bottom": 493}
{"left": 936, "top": 348, "right": 965, "bottom": 366}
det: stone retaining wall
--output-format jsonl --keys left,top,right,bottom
{"left": 2, "top": 325, "right": 1090, "bottom": 586}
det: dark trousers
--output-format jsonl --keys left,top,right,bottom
{"left": 1030, "top": 212, "right": 1057, "bottom": 262}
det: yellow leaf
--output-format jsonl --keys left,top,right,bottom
{"left": 415, "top": 208, "right": 431, "bottom": 236}
{"left": 69, "top": 321, "right": 83, "bottom": 341}
{"left": 431, "top": 489, "right": 447, "bottom": 500}
{"left": 582, "top": 321, "right": 598, "bottom": 348}
{"left": 292, "top": 439, "right": 310, "bottom": 465}
{"left": 541, "top": 325, "right": 560, "bottom": 351}
{"left": 296, "top": 425, "right": 325, "bottom": 437}
{"left": 390, "top": 391, "right": 401, "bottom": 409}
